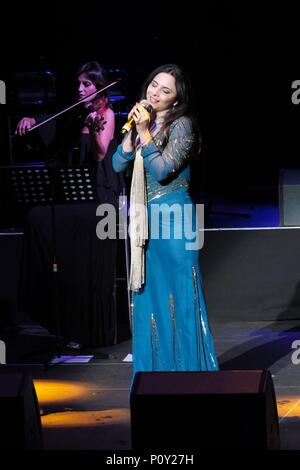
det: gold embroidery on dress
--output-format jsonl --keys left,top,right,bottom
{"left": 169, "top": 293, "right": 181, "bottom": 370}
{"left": 147, "top": 175, "right": 189, "bottom": 202}
{"left": 169, "top": 294, "right": 176, "bottom": 369}
{"left": 192, "top": 266, "right": 201, "bottom": 364}
{"left": 192, "top": 266, "right": 217, "bottom": 369}
{"left": 150, "top": 313, "right": 158, "bottom": 370}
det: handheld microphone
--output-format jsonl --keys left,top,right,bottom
{"left": 121, "top": 100, "right": 153, "bottom": 135}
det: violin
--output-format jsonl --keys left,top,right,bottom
{"left": 14, "top": 80, "right": 118, "bottom": 137}
{"left": 84, "top": 112, "right": 107, "bottom": 133}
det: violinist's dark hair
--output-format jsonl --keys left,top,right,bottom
{"left": 77, "top": 61, "right": 108, "bottom": 96}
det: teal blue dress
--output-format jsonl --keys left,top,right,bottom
{"left": 113, "top": 116, "right": 218, "bottom": 374}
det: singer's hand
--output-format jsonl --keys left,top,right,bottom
{"left": 15, "top": 117, "right": 36, "bottom": 136}
{"left": 85, "top": 112, "right": 106, "bottom": 133}
{"left": 130, "top": 103, "right": 151, "bottom": 133}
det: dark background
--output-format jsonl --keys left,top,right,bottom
{"left": 1, "top": 1, "right": 300, "bottom": 201}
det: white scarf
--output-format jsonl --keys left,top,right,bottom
{"left": 129, "top": 147, "right": 148, "bottom": 291}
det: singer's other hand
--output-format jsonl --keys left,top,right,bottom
{"left": 15, "top": 117, "right": 36, "bottom": 136}
{"left": 129, "top": 102, "right": 151, "bottom": 133}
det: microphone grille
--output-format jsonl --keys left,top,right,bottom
{"left": 140, "top": 99, "right": 153, "bottom": 113}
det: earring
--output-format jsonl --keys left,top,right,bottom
{"left": 173, "top": 102, "right": 178, "bottom": 107}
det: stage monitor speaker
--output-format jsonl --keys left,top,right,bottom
{"left": 0, "top": 369, "right": 43, "bottom": 449}
{"left": 279, "top": 169, "right": 300, "bottom": 226}
{"left": 130, "top": 370, "right": 280, "bottom": 450}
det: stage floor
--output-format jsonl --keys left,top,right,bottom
{"left": 3, "top": 319, "right": 300, "bottom": 450}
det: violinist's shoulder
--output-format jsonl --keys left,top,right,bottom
{"left": 105, "top": 107, "right": 115, "bottom": 119}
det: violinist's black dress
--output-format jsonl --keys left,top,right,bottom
{"left": 19, "top": 112, "right": 122, "bottom": 348}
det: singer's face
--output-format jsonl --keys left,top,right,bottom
{"left": 78, "top": 73, "right": 97, "bottom": 107}
{"left": 146, "top": 72, "right": 177, "bottom": 112}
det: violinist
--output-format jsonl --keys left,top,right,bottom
{"left": 17, "top": 61, "right": 121, "bottom": 350}
{"left": 16, "top": 62, "right": 117, "bottom": 170}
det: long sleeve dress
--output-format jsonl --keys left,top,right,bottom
{"left": 113, "top": 116, "right": 218, "bottom": 373}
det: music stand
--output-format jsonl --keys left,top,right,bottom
{"left": 2, "top": 162, "right": 101, "bottom": 365}
{"left": 4, "top": 164, "right": 52, "bottom": 205}
{"left": 53, "top": 165, "right": 97, "bottom": 203}
{"left": 4, "top": 163, "right": 97, "bottom": 205}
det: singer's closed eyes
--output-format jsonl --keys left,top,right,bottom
{"left": 150, "top": 79, "right": 172, "bottom": 94}
{"left": 113, "top": 64, "right": 218, "bottom": 381}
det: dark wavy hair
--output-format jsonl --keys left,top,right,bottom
{"left": 139, "top": 64, "right": 195, "bottom": 143}
{"left": 77, "top": 61, "right": 108, "bottom": 96}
